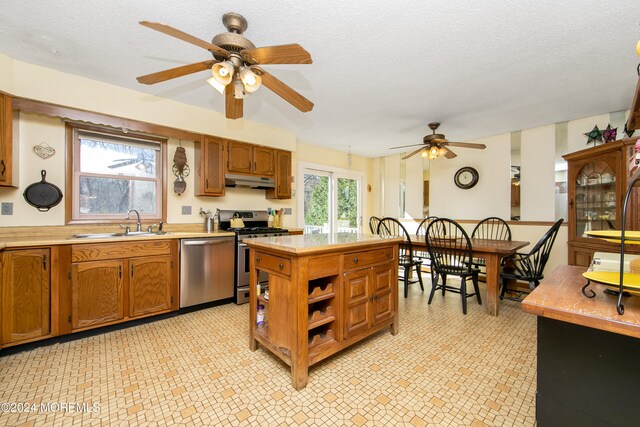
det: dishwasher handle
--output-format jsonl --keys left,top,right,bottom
{"left": 182, "top": 239, "right": 232, "bottom": 246}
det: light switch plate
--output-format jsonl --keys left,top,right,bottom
{"left": 182, "top": 206, "right": 192, "bottom": 215}
{"left": 1, "top": 202, "right": 13, "bottom": 215}
{"left": 284, "top": 208, "right": 292, "bottom": 215}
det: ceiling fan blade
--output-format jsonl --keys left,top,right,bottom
{"left": 136, "top": 60, "right": 216, "bottom": 85}
{"left": 442, "top": 147, "right": 457, "bottom": 159}
{"left": 390, "top": 143, "right": 424, "bottom": 149}
{"left": 256, "top": 68, "right": 314, "bottom": 112}
{"left": 140, "top": 21, "right": 229, "bottom": 58}
{"left": 402, "top": 147, "right": 426, "bottom": 160}
{"left": 225, "top": 83, "right": 243, "bottom": 119}
{"left": 445, "top": 141, "right": 487, "bottom": 149}
{"left": 241, "top": 44, "right": 312, "bottom": 65}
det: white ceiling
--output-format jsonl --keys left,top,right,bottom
{"left": 0, "top": 1, "right": 638, "bottom": 157}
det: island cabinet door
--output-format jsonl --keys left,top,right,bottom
{"left": 343, "top": 268, "right": 371, "bottom": 339}
{"left": 1, "top": 248, "right": 50, "bottom": 345}
{"left": 370, "top": 263, "right": 393, "bottom": 326}
{"left": 129, "top": 256, "right": 172, "bottom": 318}
{"left": 71, "top": 260, "right": 124, "bottom": 330}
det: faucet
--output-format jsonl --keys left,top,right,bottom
{"left": 126, "top": 209, "right": 142, "bottom": 232}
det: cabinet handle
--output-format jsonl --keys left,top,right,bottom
{"left": 0, "top": 160, "right": 5, "bottom": 177}
{"left": 206, "top": 178, "right": 209, "bottom": 189}
{"left": 279, "top": 263, "right": 284, "bottom": 270}
{"left": 131, "top": 265, "right": 134, "bottom": 276}
{"left": 119, "top": 265, "right": 122, "bottom": 279}
{"left": 42, "top": 255, "right": 47, "bottom": 271}
{"left": 353, "top": 257, "right": 359, "bottom": 264}
{"left": 569, "top": 199, "right": 574, "bottom": 209}
{"left": 386, "top": 251, "right": 390, "bottom": 257}
{"left": 256, "top": 257, "right": 261, "bottom": 263}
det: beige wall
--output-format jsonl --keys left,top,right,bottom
{"left": 0, "top": 54, "right": 375, "bottom": 229}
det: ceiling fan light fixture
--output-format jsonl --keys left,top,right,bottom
{"left": 420, "top": 150, "right": 428, "bottom": 158}
{"left": 211, "top": 60, "right": 235, "bottom": 83}
{"left": 207, "top": 75, "right": 227, "bottom": 94}
{"left": 239, "top": 66, "right": 261, "bottom": 92}
{"left": 428, "top": 145, "right": 439, "bottom": 159}
{"left": 233, "top": 77, "right": 247, "bottom": 99}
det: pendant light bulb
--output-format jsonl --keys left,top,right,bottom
{"left": 420, "top": 150, "right": 428, "bottom": 158}
{"left": 239, "top": 66, "right": 262, "bottom": 93}
{"left": 210, "top": 61, "right": 234, "bottom": 86}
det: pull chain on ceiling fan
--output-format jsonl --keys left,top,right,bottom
{"left": 391, "top": 122, "right": 487, "bottom": 160}
{"left": 136, "top": 12, "right": 314, "bottom": 120}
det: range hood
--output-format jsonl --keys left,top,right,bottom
{"left": 225, "top": 173, "right": 275, "bottom": 188}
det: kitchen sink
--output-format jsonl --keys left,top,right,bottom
{"left": 71, "top": 231, "right": 169, "bottom": 239}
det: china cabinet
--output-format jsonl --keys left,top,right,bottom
{"left": 564, "top": 139, "right": 640, "bottom": 266}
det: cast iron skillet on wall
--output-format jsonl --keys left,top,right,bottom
{"left": 23, "top": 170, "right": 63, "bottom": 212}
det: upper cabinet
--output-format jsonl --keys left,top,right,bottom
{"left": 266, "top": 149, "right": 292, "bottom": 199}
{"left": 228, "top": 140, "right": 274, "bottom": 177}
{"left": 0, "top": 93, "right": 14, "bottom": 187}
{"left": 194, "top": 135, "right": 226, "bottom": 197}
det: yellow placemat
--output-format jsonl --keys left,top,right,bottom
{"left": 582, "top": 270, "right": 640, "bottom": 290}
{"left": 586, "top": 230, "right": 640, "bottom": 241}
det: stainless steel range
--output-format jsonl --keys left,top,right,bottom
{"left": 218, "top": 210, "right": 288, "bottom": 304}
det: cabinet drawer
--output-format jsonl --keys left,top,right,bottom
{"left": 343, "top": 246, "right": 394, "bottom": 270}
{"left": 255, "top": 252, "right": 291, "bottom": 276}
{"left": 72, "top": 240, "right": 171, "bottom": 262}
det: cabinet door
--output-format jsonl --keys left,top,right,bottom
{"left": 267, "top": 150, "right": 292, "bottom": 199}
{"left": 343, "top": 268, "right": 371, "bottom": 339}
{"left": 201, "top": 136, "right": 225, "bottom": 196}
{"left": 71, "top": 260, "right": 124, "bottom": 330}
{"left": 371, "top": 263, "right": 393, "bottom": 326}
{"left": 0, "top": 93, "right": 12, "bottom": 187}
{"left": 253, "top": 146, "right": 275, "bottom": 176}
{"left": 1, "top": 249, "right": 50, "bottom": 345}
{"left": 129, "top": 255, "right": 172, "bottom": 318}
{"left": 227, "top": 140, "right": 253, "bottom": 174}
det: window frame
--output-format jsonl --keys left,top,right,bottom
{"left": 65, "top": 122, "right": 167, "bottom": 225}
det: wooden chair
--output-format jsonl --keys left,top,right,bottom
{"left": 377, "top": 217, "right": 424, "bottom": 298}
{"left": 425, "top": 218, "right": 482, "bottom": 314}
{"left": 499, "top": 219, "right": 563, "bottom": 302}
{"left": 368, "top": 216, "right": 382, "bottom": 234}
{"left": 470, "top": 217, "right": 511, "bottom": 273}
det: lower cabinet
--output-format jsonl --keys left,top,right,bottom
{"left": 343, "top": 262, "right": 394, "bottom": 340}
{"left": 70, "top": 240, "right": 178, "bottom": 332}
{"left": 71, "top": 260, "right": 124, "bottom": 330}
{"left": 1, "top": 248, "right": 51, "bottom": 346}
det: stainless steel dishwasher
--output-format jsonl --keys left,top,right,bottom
{"left": 180, "top": 236, "right": 235, "bottom": 308}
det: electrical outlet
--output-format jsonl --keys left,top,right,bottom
{"left": 284, "top": 208, "right": 292, "bottom": 215}
{"left": 1, "top": 202, "right": 13, "bottom": 215}
{"left": 182, "top": 206, "right": 192, "bottom": 215}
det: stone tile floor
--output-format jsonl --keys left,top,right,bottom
{"left": 0, "top": 281, "right": 536, "bottom": 426}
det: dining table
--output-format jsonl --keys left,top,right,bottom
{"left": 411, "top": 236, "right": 529, "bottom": 316}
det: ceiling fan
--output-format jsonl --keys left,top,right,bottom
{"left": 391, "top": 122, "right": 487, "bottom": 160}
{"left": 136, "top": 12, "right": 314, "bottom": 120}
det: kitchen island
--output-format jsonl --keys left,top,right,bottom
{"left": 522, "top": 265, "right": 640, "bottom": 426}
{"left": 245, "top": 233, "right": 403, "bottom": 389}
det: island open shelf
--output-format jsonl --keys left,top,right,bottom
{"left": 246, "top": 233, "right": 402, "bottom": 389}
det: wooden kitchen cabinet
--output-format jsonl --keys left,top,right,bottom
{"left": 0, "top": 93, "right": 14, "bottom": 187}
{"left": 266, "top": 149, "right": 292, "bottom": 199}
{"left": 70, "top": 240, "right": 178, "bottom": 332}
{"left": 247, "top": 234, "right": 400, "bottom": 389}
{"left": 194, "top": 135, "right": 225, "bottom": 196}
{"left": 227, "top": 140, "right": 274, "bottom": 177}
{"left": 129, "top": 255, "right": 172, "bottom": 318}
{"left": 563, "top": 139, "right": 640, "bottom": 266}
{"left": 1, "top": 248, "right": 51, "bottom": 346}
{"left": 71, "top": 259, "right": 124, "bottom": 330}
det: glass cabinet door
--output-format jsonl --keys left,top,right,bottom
{"left": 575, "top": 160, "right": 616, "bottom": 238}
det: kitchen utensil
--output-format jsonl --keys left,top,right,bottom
{"left": 23, "top": 170, "right": 63, "bottom": 212}
{"left": 230, "top": 211, "right": 245, "bottom": 228}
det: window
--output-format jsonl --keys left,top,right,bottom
{"left": 67, "top": 124, "right": 166, "bottom": 223}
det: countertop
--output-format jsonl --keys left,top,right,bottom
{"left": 0, "top": 230, "right": 236, "bottom": 251}
{"left": 243, "top": 233, "right": 403, "bottom": 255}
{"left": 521, "top": 265, "right": 640, "bottom": 339}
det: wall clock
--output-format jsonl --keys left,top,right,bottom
{"left": 454, "top": 166, "right": 479, "bottom": 189}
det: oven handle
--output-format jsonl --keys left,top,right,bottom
{"left": 183, "top": 239, "right": 232, "bottom": 246}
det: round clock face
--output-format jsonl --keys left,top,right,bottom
{"left": 454, "top": 167, "right": 479, "bottom": 189}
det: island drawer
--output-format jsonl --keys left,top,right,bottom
{"left": 343, "top": 246, "right": 395, "bottom": 270}
{"left": 254, "top": 252, "right": 291, "bottom": 276}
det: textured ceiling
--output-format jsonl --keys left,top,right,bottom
{"left": 0, "top": 0, "right": 638, "bottom": 157}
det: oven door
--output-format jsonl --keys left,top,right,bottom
{"left": 237, "top": 242, "right": 268, "bottom": 302}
